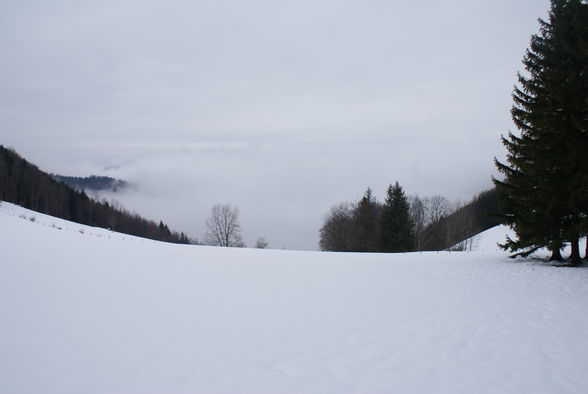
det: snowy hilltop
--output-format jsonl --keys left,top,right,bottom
{"left": 1, "top": 201, "right": 587, "bottom": 394}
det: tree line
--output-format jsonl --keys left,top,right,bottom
{"left": 0, "top": 145, "right": 191, "bottom": 244}
{"left": 319, "top": 183, "right": 500, "bottom": 252}
{"left": 51, "top": 174, "right": 129, "bottom": 193}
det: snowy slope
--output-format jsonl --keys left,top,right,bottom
{"left": 1, "top": 201, "right": 588, "bottom": 394}
{"left": 467, "top": 225, "right": 515, "bottom": 252}
{"left": 468, "top": 224, "right": 586, "bottom": 256}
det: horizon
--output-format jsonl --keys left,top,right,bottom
{"left": 0, "top": 0, "right": 550, "bottom": 249}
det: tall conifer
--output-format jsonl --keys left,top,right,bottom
{"left": 494, "top": 0, "right": 588, "bottom": 265}
{"left": 377, "top": 182, "right": 414, "bottom": 252}
{"left": 353, "top": 188, "right": 380, "bottom": 252}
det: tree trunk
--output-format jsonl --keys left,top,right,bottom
{"left": 569, "top": 236, "right": 581, "bottom": 267}
{"left": 549, "top": 247, "right": 563, "bottom": 261}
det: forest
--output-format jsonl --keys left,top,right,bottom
{"left": 319, "top": 184, "right": 499, "bottom": 252}
{"left": 0, "top": 146, "right": 191, "bottom": 244}
{"left": 51, "top": 174, "right": 129, "bottom": 193}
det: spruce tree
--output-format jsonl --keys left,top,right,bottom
{"left": 377, "top": 182, "right": 414, "bottom": 252}
{"left": 494, "top": 0, "right": 588, "bottom": 265}
{"left": 352, "top": 188, "right": 380, "bottom": 252}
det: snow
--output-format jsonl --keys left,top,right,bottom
{"left": 1, "top": 201, "right": 588, "bottom": 394}
{"left": 466, "top": 225, "right": 516, "bottom": 252}
{"left": 469, "top": 224, "right": 587, "bottom": 256}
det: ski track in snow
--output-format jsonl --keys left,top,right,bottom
{"left": 1, "top": 201, "right": 588, "bottom": 394}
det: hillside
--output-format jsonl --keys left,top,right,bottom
{"left": 0, "top": 146, "right": 190, "bottom": 244}
{"left": 420, "top": 188, "right": 502, "bottom": 251}
{"left": 1, "top": 201, "right": 587, "bottom": 394}
{"left": 51, "top": 174, "right": 129, "bottom": 193}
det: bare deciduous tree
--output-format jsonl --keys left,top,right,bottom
{"left": 204, "top": 204, "right": 244, "bottom": 247}
{"left": 409, "top": 195, "right": 426, "bottom": 251}
{"left": 255, "top": 237, "right": 269, "bottom": 249}
{"left": 319, "top": 202, "right": 355, "bottom": 251}
{"left": 424, "top": 195, "right": 450, "bottom": 225}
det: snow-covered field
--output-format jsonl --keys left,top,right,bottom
{"left": 1, "top": 201, "right": 587, "bottom": 394}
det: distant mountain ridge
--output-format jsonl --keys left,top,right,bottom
{"left": 51, "top": 174, "right": 129, "bottom": 193}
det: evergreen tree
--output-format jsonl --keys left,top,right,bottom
{"left": 352, "top": 188, "right": 380, "bottom": 252}
{"left": 377, "top": 182, "right": 414, "bottom": 252}
{"left": 494, "top": 0, "right": 588, "bottom": 265}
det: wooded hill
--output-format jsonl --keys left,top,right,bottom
{"left": 0, "top": 146, "right": 191, "bottom": 244}
{"left": 51, "top": 174, "right": 129, "bottom": 193}
{"left": 419, "top": 189, "right": 500, "bottom": 251}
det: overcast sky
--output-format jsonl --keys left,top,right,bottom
{"left": 1, "top": 0, "right": 550, "bottom": 249}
